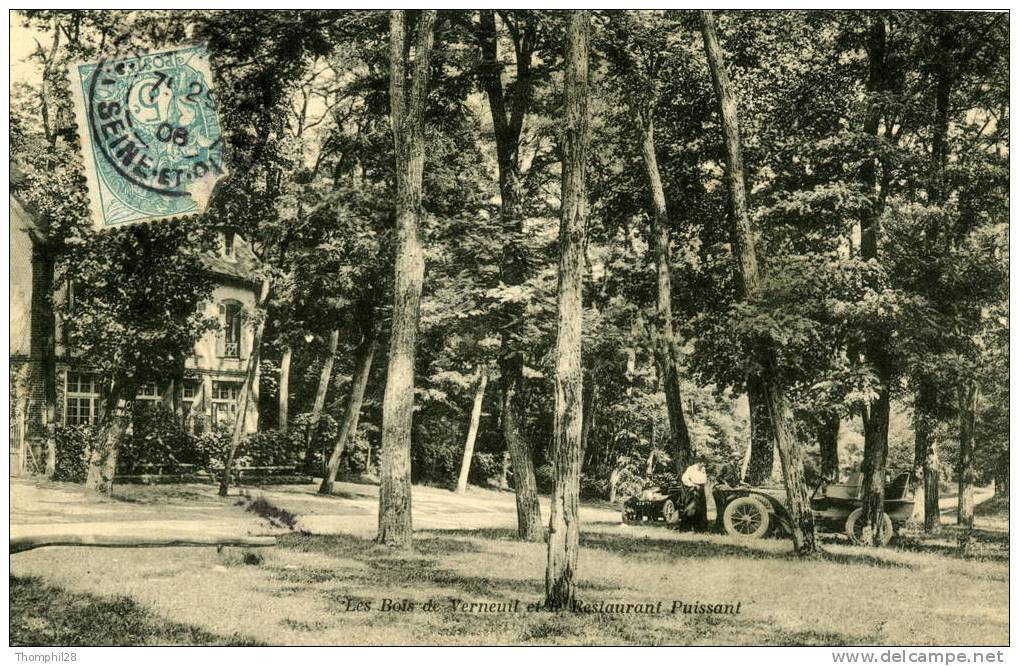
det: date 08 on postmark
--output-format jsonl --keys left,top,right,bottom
{"left": 70, "top": 44, "right": 227, "bottom": 230}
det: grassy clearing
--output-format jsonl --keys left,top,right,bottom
{"left": 9, "top": 520, "right": 1008, "bottom": 646}
{"left": 10, "top": 576, "right": 262, "bottom": 646}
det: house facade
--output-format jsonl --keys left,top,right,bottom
{"left": 10, "top": 193, "right": 261, "bottom": 475}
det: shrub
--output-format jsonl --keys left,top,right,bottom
{"left": 580, "top": 474, "right": 608, "bottom": 501}
{"left": 290, "top": 412, "right": 338, "bottom": 471}
{"left": 470, "top": 452, "right": 503, "bottom": 486}
{"left": 117, "top": 406, "right": 195, "bottom": 473}
{"left": 238, "top": 429, "right": 304, "bottom": 468}
{"left": 53, "top": 426, "right": 95, "bottom": 483}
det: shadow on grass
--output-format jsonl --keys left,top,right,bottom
{"left": 893, "top": 526, "right": 1009, "bottom": 564}
{"left": 276, "top": 531, "right": 625, "bottom": 601}
{"left": 974, "top": 495, "right": 1008, "bottom": 518}
{"left": 10, "top": 576, "right": 262, "bottom": 646}
{"left": 578, "top": 530, "right": 920, "bottom": 571}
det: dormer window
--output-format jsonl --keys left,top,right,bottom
{"left": 221, "top": 230, "right": 236, "bottom": 260}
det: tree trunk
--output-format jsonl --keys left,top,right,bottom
{"left": 545, "top": 10, "right": 589, "bottom": 610}
{"left": 302, "top": 329, "right": 340, "bottom": 474}
{"left": 41, "top": 253, "right": 57, "bottom": 477}
{"left": 817, "top": 410, "right": 840, "bottom": 481}
{"left": 84, "top": 375, "right": 136, "bottom": 497}
{"left": 745, "top": 374, "right": 775, "bottom": 484}
{"left": 501, "top": 353, "right": 544, "bottom": 540}
{"left": 478, "top": 9, "right": 544, "bottom": 541}
{"left": 377, "top": 9, "right": 436, "bottom": 548}
{"left": 456, "top": 366, "right": 488, "bottom": 493}
{"left": 857, "top": 14, "right": 896, "bottom": 547}
{"left": 580, "top": 372, "right": 597, "bottom": 459}
{"left": 701, "top": 10, "right": 820, "bottom": 556}
{"left": 957, "top": 382, "right": 979, "bottom": 549}
{"left": 638, "top": 114, "right": 694, "bottom": 475}
{"left": 218, "top": 278, "right": 270, "bottom": 497}
{"left": 278, "top": 345, "right": 292, "bottom": 433}
{"left": 499, "top": 451, "right": 511, "bottom": 491}
{"left": 860, "top": 383, "right": 891, "bottom": 545}
{"left": 993, "top": 451, "right": 1008, "bottom": 497}
{"left": 320, "top": 332, "right": 377, "bottom": 494}
{"left": 913, "top": 381, "right": 941, "bottom": 532}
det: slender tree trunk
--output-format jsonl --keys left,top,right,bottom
{"left": 41, "top": 253, "right": 57, "bottom": 477}
{"left": 638, "top": 114, "right": 694, "bottom": 474}
{"left": 701, "top": 10, "right": 820, "bottom": 556}
{"left": 957, "top": 382, "right": 979, "bottom": 549}
{"left": 303, "top": 329, "right": 340, "bottom": 474}
{"left": 84, "top": 375, "right": 136, "bottom": 497}
{"left": 320, "top": 332, "right": 377, "bottom": 494}
{"left": 218, "top": 278, "right": 270, "bottom": 497}
{"left": 456, "top": 366, "right": 488, "bottom": 494}
{"left": 580, "top": 372, "right": 597, "bottom": 459}
{"left": 478, "top": 9, "right": 544, "bottom": 541}
{"left": 817, "top": 410, "right": 840, "bottom": 481}
{"left": 913, "top": 381, "right": 941, "bottom": 531}
{"left": 545, "top": 10, "right": 589, "bottom": 610}
{"left": 499, "top": 451, "right": 511, "bottom": 491}
{"left": 377, "top": 9, "right": 436, "bottom": 548}
{"left": 502, "top": 353, "right": 543, "bottom": 540}
{"left": 278, "top": 345, "right": 292, "bottom": 433}
{"left": 745, "top": 374, "right": 775, "bottom": 484}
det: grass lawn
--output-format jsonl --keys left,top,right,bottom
{"left": 10, "top": 514, "right": 1008, "bottom": 645}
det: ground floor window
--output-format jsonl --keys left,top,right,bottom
{"left": 135, "top": 382, "right": 163, "bottom": 410}
{"left": 65, "top": 371, "right": 99, "bottom": 426}
{"left": 211, "top": 381, "right": 242, "bottom": 426}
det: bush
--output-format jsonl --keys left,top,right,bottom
{"left": 470, "top": 452, "right": 503, "bottom": 486}
{"left": 238, "top": 429, "right": 304, "bottom": 468}
{"left": 580, "top": 474, "right": 608, "bottom": 501}
{"left": 53, "top": 426, "right": 95, "bottom": 482}
{"left": 117, "top": 406, "right": 196, "bottom": 473}
{"left": 289, "top": 412, "right": 338, "bottom": 471}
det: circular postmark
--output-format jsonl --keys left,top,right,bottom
{"left": 86, "top": 46, "right": 225, "bottom": 199}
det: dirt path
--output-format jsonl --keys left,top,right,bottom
{"left": 9, "top": 477, "right": 995, "bottom": 545}
{"left": 9, "top": 478, "right": 621, "bottom": 543}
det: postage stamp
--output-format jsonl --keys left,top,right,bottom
{"left": 69, "top": 44, "right": 227, "bottom": 230}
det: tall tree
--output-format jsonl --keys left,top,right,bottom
{"left": 377, "top": 9, "right": 437, "bottom": 548}
{"left": 855, "top": 13, "right": 897, "bottom": 545}
{"left": 700, "top": 9, "right": 820, "bottom": 556}
{"left": 475, "top": 9, "right": 545, "bottom": 540}
{"left": 601, "top": 12, "right": 695, "bottom": 475}
{"left": 545, "top": 9, "right": 589, "bottom": 609}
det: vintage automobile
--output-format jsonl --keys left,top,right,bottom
{"left": 623, "top": 470, "right": 915, "bottom": 546}
{"left": 714, "top": 470, "right": 916, "bottom": 545}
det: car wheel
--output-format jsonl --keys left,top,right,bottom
{"left": 722, "top": 496, "right": 770, "bottom": 538}
{"left": 845, "top": 508, "right": 893, "bottom": 546}
{"left": 661, "top": 498, "right": 681, "bottom": 525}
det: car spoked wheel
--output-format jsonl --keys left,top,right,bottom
{"left": 845, "top": 508, "right": 893, "bottom": 546}
{"left": 722, "top": 497, "right": 770, "bottom": 538}
{"left": 661, "top": 498, "right": 681, "bottom": 525}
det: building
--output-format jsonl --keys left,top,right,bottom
{"left": 10, "top": 191, "right": 261, "bottom": 475}
{"left": 10, "top": 190, "right": 52, "bottom": 475}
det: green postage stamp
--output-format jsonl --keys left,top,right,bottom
{"left": 69, "top": 44, "right": 227, "bottom": 230}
